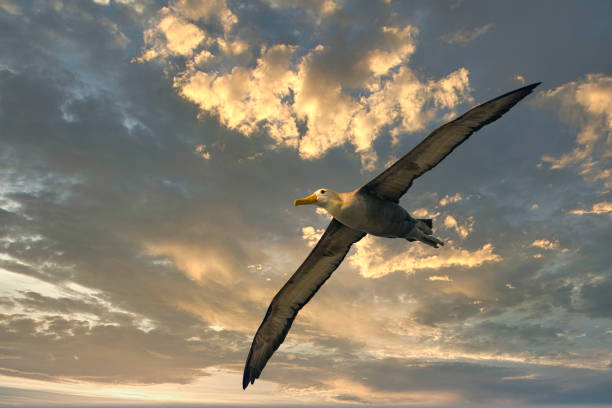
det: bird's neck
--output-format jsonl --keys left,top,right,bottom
{"left": 319, "top": 192, "right": 344, "bottom": 218}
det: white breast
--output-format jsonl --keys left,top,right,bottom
{"left": 332, "top": 191, "right": 412, "bottom": 237}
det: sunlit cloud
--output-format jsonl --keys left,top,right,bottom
{"left": 442, "top": 214, "right": 474, "bottom": 239}
{"left": 531, "top": 239, "right": 560, "bottom": 250}
{"left": 439, "top": 192, "right": 463, "bottom": 206}
{"left": 348, "top": 235, "right": 502, "bottom": 279}
{"left": 0, "top": 269, "right": 155, "bottom": 331}
{"left": 569, "top": 201, "right": 612, "bottom": 215}
{"left": 323, "top": 377, "right": 462, "bottom": 405}
{"left": 538, "top": 73, "right": 612, "bottom": 187}
{"left": 194, "top": 144, "right": 211, "bottom": 159}
{"left": 0, "top": 368, "right": 304, "bottom": 405}
{"left": 439, "top": 23, "right": 494, "bottom": 46}
{"left": 137, "top": 11, "right": 206, "bottom": 62}
{"left": 146, "top": 242, "right": 232, "bottom": 282}
{"left": 0, "top": 0, "right": 21, "bottom": 15}
{"left": 137, "top": 2, "right": 473, "bottom": 168}
{"left": 264, "top": 0, "right": 339, "bottom": 25}
{"left": 411, "top": 207, "right": 440, "bottom": 219}
{"left": 301, "top": 225, "right": 325, "bottom": 247}
{"left": 502, "top": 373, "right": 538, "bottom": 381}
{"left": 428, "top": 275, "right": 453, "bottom": 282}
{"left": 315, "top": 207, "right": 332, "bottom": 218}
{"left": 177, "top": 44, "right": 300, "bottom": 146}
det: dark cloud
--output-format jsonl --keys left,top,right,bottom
{"left": 580, "top": 278, "right": 612, "bottom": 318}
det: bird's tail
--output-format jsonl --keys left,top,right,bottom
{"left": 417, "top": 218, "right": 433, "bottom": 234}
{"left": 407, "top": 218, "right": 444, "bottom": 248}
{"left": 420, "top": 235, "right": 444, "bottom": 248}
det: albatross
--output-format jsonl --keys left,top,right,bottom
{"left": 243, "top": 82, "right": 540, "bottom": 389}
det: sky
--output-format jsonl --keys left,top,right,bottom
{"left": 1, "top": 0, "right": 612, "bottom": 405}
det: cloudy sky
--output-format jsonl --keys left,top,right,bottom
{"left": 1, "top": 0, "right": 612, "bottom": 405}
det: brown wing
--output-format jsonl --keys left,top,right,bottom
{"left": 360, "top": 82, "right": 541, "bottom": 202}
{"left": 242, "top": 219, "right": 365, "bottom": 389}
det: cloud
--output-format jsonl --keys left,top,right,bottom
{"left": 348, "top": 235, "right": 502, "bottom": 279}
{"left": 439, "top": 192, "right": 462, "bottom": 206}
{"left": 315, "top": 207, "right": 332, "bottom": 218}
{"left": 301, "top": 225, "right": 325, "bottom": 247}
{"left": 176, "top": 44, "right": 300, "bottom": 147}
{"left": 3, "top": 1, "right": 612, "bottom": 404}
{"left": 0, "top": 312, "right": 240, "bottom": 384}
{"left": 538, "top": 74, "right": 612, "bottom": 187}
{"left": 531, "top": 239, "right": 560, "bottom": 250}
{"left": 194, "top": 144, "right": 210, "bottom": 159}
{"left": 442, "top": 214, "right": 473, "bottom": 239}
{"left": 439, "top": 23, "right": 494, "bottom": 46}
{"left": 569, "top": 201, "right": 612, "bottom": 215}
{"left": 411, "top": 207, "right": 440, "bottom": 219}
{"left": 580, "top": 277, "right": 612, "bottom": 318}
{"left": 323, "top": 376, "right": 461, "bottom": 405}
{"left": 136, "top": 9, "right": 207, "bottom": 61}
{"left": 0, "top": 0, "right": 21, "bottom": 15}
{"left": 264, "top": 0, "right": 339, "bottom": 24}
{"left": 172, "top": 0, "right": 238, "bottom": 30}
{"left": 428, "top": 275, "right": 452, "bottom": 282}
{"left": 137, "top": 2, "right": 473, "bottom": 169}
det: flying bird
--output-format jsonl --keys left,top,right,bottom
{"left": 243, "top": 82, "right": 540, "bottom": 389}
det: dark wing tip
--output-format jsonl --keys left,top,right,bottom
{"left": 513, "top": 81, "right": 541, "bottom": 96}
{"left": 242, "top": 360, "right": 260, "bottom": 389}
{"left": 524, "top": 81, "right": 541, "bottom": 93}
{"left": 242, "top": 371, "right": 248, "bottom": 390}
{"left": 488, "top": 81, "right": 541, "bottom": 104}
{"left": 242, "top": 366, "right": 253, "bottom": 390}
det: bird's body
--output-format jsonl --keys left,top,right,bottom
{"left": 317, "top": 189, "right": 438, "bottom": 245}
{"left": 242, "top": 82, "right": 541, "bottom": 389}
{"left": 334, "top": 190, "right": 414, "bottom": 238}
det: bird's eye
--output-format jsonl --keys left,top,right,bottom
{"left": 321, "top": 189, "right": 326, "bottom": 194}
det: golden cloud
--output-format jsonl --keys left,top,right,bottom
{"left": 442, "top": 214, "right": 474, "bottom": 239}
{"left": 427, "top": 275, "right": 453, "bottom": 282}
{"left": 539, "top": 74, "right": 612, "bottom": 187}
{"left": 177, "top": 44, "right": 300, "bottom": 147}
{"left": 136, "top": 11, "right": 207, "bottom": 62}
{"left": 301, "top": 226, "right": 325, "bottom": 248}
{"left": 569, "top": 201, "right": 612, "bottom": 215}
{"left": 439, "top": 192, "right": 463, "bottom": 206}
{"left": 348, "top": 235, "right": 502, "bottom": 279}
{"left": 530, "top": 239, "right": 560, "bottom": 250}
{"left": 137, "top": 3, "right": 473, "bottom": 168}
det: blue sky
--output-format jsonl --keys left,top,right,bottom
{"left": 1, "top": 0, "right": 611, "bottom": 405}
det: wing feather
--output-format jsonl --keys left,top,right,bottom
{"left": 360, "top": 82, "right": 541, "bottom": 202}
{"left": 242, "top": 219, "right": 365, "bottom": 389}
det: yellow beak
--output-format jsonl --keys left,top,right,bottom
{"left": 294, "top": 193, "right": 318, "bottom": 206}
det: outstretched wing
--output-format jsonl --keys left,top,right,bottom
{"left": 360, "top": 82, "right": 541, "bottom": 202}
{"left": 243, "top": 219, "right": 365, "bottom": 389}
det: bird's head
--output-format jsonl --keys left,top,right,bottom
{"left": 294, "top": 188, "right": 341, "bottom": 212}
